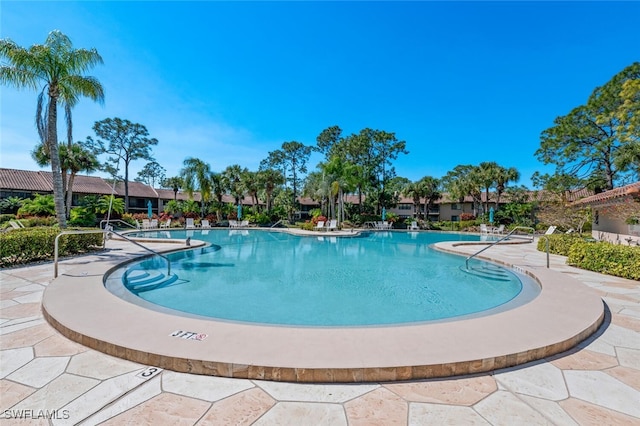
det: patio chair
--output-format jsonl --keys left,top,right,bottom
{"left": 407, "top": 221, "right": 419, "bottom": 230}
{"left": 492, "top": 224, "right": 505, "bottom": 235}
{"left": 239, "top": 220, "right": 249, "bottom": 227}
{"left": 544, "top": 226, "right": 557, "bottom": 235}
{"left": 142, "top": 219, "right": 151, "bottom": 229}
{"left": 201, "top": 219, "right": 211, "bottom": 229}
{"left": 314, "top": 220, "right": 325, "bottom": 231}
{"left": 185, "top": 218, "right": 196, "bottom": 229}
{"left": 150, "top": 219, "right": 158, "bottom": 228}
{"left": 8, "top": 220, "right": 23, "bottom": 229}
{"left": 325, "top": 219, "right": 338, "bottom": 231}
{"left": 229, "top": 220, "right": 238, "bottom": 228}
{"left": 480, "top": 224, "right": 489, "bottom": 235}
{"left": 160, "top": 219, "right": 171, "bottom": 228}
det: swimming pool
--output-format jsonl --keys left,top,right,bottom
{"left": 106, "top": 230, "right": 538, "bottom": 326}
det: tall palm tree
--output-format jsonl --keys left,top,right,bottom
{"left": 402, "top": 181, "right": 423, "bottom": 219}
{"left": 1, "top": 30, "right": 104, "bottom": 227}
{"left": 494, "top": 166, "right": 521, "bottom": 210}
{"left": 258, "top": 168, "right": 285, "bottom": 212}
{"left": 223, "top": 165, "right": 247, "bottom": 210}
{"left": 242, "top": 170, "right": 260, "bottom": 212}
{"left": 418, "top": 176, "right": 441, "bottom": 222}
{"left": 180, "top": 158, "right": 213, "bottom": 218}
{"left": 475, "top": 162, "right": 499, "bottom": 215}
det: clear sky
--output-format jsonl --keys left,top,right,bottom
{"left": 2, "top": 1, "right": 639, "bottom": 189}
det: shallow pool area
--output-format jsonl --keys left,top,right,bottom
{"left": 107, "top": 230, "right": 534, "bottom": 326}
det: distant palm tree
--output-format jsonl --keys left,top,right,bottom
{"left": 1, "top": 30, "right": 104, "bottom": 227}
{"left": 495, "top": 166, "right": 521, "bottom": 210}
{"left": 259, "top": 168, "right": 285, "bottom": 212}
{"left": 180, "top": 158, "right": 213, "bottom": 218}
{"left": 418, "top": 176, "right": 441, "bottom": 222}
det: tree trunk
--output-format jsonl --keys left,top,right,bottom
{"left": 66, "top": 172, "right": 76, "bottom": 218}
{"left": 47, "top": 94, "right": 67, "bottom": 228}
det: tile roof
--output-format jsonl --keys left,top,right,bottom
{"left": 40, "top": 171, "right": 114, "bottom": 195}
{"left": 573, "top": 182, "right": 640, "bottom": 206}
{"left": 113, "top": 181, "right": 159, "bottom": 198}
{"left": 1, "top": 168, "right": 52, "bottom": 191}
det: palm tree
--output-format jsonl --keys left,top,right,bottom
{"left": 33, "top": 142, "right": 99, "bottom": 218}
{"left": 242, "top": 170, "right": 260, "bottom": 212}
{"left": 258, "top": 168, "right": 285, "bottom": 212}
{"left": 162, "top": 176, "right": 183, "bottom": 201}
{"left": 223, "top": 165, "right": 247, "bottom": 212}
{"left": 475, "top": 162, "right": 499, "bottom": 216}
{"left": 403, "top": 181, "right": 423, "bottom": 219}
{"left": 494, "top": 166, "right": 521, "bottom": 210}
{"left": 418, "top": 176, "right": 441, "bottom": 222}
{"left": 1, "top": 30, "right": 104, "bottom": 227}
{"left": 180, "top": 158, "right": 213, "bottom": 218}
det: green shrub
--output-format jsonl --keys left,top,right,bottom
{"left": 536, "top": 234, "right": 585, "bottom": 256}
{"left": 0, "top": 227, "right": 103, "bottom": 268}
{"left": 17, "top": 194, "right": 55, "bottom": 217}
{"left": 68, "top": 207, "right": 97, "bottom": 227}
{"left": 0, "top": 214, "right": 16, "bottom": 225}
{"left": 568, "top": 242, "right": 640, "bottom": 281}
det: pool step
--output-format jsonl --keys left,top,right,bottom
{"left": 125, "top": 271, "right": 183, "bottom": 294}
{"left": 461, "top": 265, "right": 512, "bottom": 282}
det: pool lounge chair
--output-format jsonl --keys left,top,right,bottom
{"left": 314, "top": 220, "right": 325, "bottom": 231}
{"left": 185, "top": 218, "right": 196, "bottom": 229}
{"left": 239, "top": 220, "right": 249, "bottom": 227}
{"left": 160, "top": 219, "right": 171, "bottom": 228}
{"left": 325, "top": 219, "right": 338, "bottom": 231}
{"left": 8, "top": 220, "right": 24, "bottom": 230}
{"left": 150, "top": 219, "right": 158, "bottom": 228}
{"left": 407, "top": 221, "right": 419, "bottom": 230}
{"left": 480, "top": 224, "right": 489, "bottom": 235}
{"left": 544, "top": 226, "right": 557, "bottom": 235}
{"left": 492, "top": 224, "right": 505, "bottom": 235}
{"left": 201, "top": 219, "right": 211, "bottom": 229}
{"left": 142, "top": 219, "right": 151, "bottom": 229}
{"left": 228, "top": 220, "right": 238, "bottom": 228}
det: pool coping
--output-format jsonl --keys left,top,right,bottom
{"left": 42, "top": 231, "right": 605, "bottom": 383}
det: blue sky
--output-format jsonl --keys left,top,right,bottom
{"left": 2, "top": 1, "right": 639, "bottom": 188}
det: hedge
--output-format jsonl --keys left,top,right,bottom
{"left": 537, "top": 234, "right": 640, "bottom": 280}
{"left": 0, "top": 227, "right": 104, "bottom": 268}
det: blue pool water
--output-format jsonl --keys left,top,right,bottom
{"left": 108, "top": 230, "right": 529, "bottom": 326}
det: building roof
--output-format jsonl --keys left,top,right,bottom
{"left": 573, "top": 182, "right": 640, "bottom": 206}
{"left": 113, "top": 181, "right": 159, "bottom": 198}
{"left": 1, "top": 168, "right": 52, "bottom": 192}
{"left": 41, "top": 171, "right": 114, "bottom": 195}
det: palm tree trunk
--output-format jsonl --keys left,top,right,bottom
{"left": 47, "top": 94, "right": 67, "bottom": 228}
{"left": 66, "top": 172, "right": 76, "bottom": 218}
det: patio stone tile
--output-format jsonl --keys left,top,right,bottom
{"left": 56, "top": 370, "right": 162, "bottom": 426}
{"left": 13, "top": 291, "right": 44, "bottom": 304}
{"left": 162, "top": 371, "right": 254, "bottom": 402}
{"left": 0, "top": 300, "right": 18, "bottom": 309}
{"left": 34, "top": 333, "right": 88, "bottom": 357}
{"left": 7, "top": 356, "right": 69, "bottom": 388}
{"left": 408, "top": 403, "right": 490, "bottom": 425}
{"left": 517, "top": 395, "right": 580, "bottom": 426}
{"left": 549, "top": 348, "right": 618, "bottom": 370}
{"left": 0, "top": 319, "right": 46, "bottom": 336}
{"left": 0, "top": 347, "right": 34, "bottom": 379}
{"left": 604, "top": 366, "right": 640, "bottom": 390}
{"left": 473, "top": 391, "right": 554, "bottom": 425}
{"left": 99, "top": 393, "right": 211, "bottom": 426}
{"left": 611, "top": 313, "right": 640, "bottom": 332}
{"left": 0, "top": 379, "right": 37, "bottom": 409}
{"left": 75, "top": 375, "right": 162, "bottom": 426}
{"left": 255, "top": 380, "right": 378, "bottom": 403}
{"left": 197, "top": 387, "right": 276, "bottom": 426}
{"left": 619, "top": 308, "right": 640, "bottom": 319}
{"left": 564, "top": 370, "right": 640, "bottom": 418}
{"left": 0, "top": 323, "right": 58, "bottom": 350}
{"left": 66, "top": 350, "right": 142, "bottom": 380}
{"left": 493, "top": 362, "right": 568, "bottom": 401}
{"left": 253, "top": 402, "right": 347, "bottom": 426}
{"left": 384, "top": 375, "right": 496, "bottom": 405}
{"left": 559, "top": 398, "right": 640, "bottom": 425}
{"left": 0, "top": 416, "right": 49, "bottom": 425}
{"left": 11, "top": 373, "right": 98, "bottom": 413}
{"left": 0, "top": 303, "right": 43, "bottom": 319}
{"left": 577, "top": 335, "right": 617, "bottom": 356}
{"left": 0, "top": 290, "right": 34, "bottom": 300}
{"left": 599, "top": 324, "right": 640, "bottom": 350}
{"left": 1, "top": 315, "right": 44, "bottom": 328}
{"left": 12, "top": 284, "right": 46, "bottom": 293}
{"left": 344, "top": 387, "right": 408, "bottom": 426}
{"left": 616, "top": 347, "right": 640, "bottom": 370}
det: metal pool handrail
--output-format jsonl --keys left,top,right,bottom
{"left": 465, "top": 226, "right": 535, "bottom": 270}
{"left": 99, "top": 218, "right": 138, "bottom": 230}
{"left": 54, "top": 229, "right": 171, "bottom": 278}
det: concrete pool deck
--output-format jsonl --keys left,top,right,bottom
{"left": 1, "top": 231, "right": 639, "bottom": 424}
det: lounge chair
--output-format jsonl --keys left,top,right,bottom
{"left": 407, "top": 221, "right": 419, "bottom": 230}
{"left": 325, "top": 219, "right": 337, "bottom": 231}
{"left": 201, "top": 219, "right": 211, "bottom": 229}
{"left": 480, "top": 224, "right": 489, "bottom": 235}
{"left": 8, "top": 220, "right": 23, "bottom": 229}
{"left": 544, "top": 226, "right": 557, "bottom": 235}
{"left": 185, "top": 218, "right": 196, "bottom": 229}
{"left": 239, "top": 220, "right": 249, "bottom": 227}
{"left": 160, "top": 219, "right": 171, "bottom": 228}
{"left": 150, "top": 219, "right": 158, "bottom": 228}
{"left": 229, "top": 220, "right": 238, "bottom": 228}
{"left": 314, "top": 220, "right": 325, "bottom": 231}
{"left": 492, "top": 224, "right": 505, "bottom": 235}
{"left": 142, "top": 219, "right": 151, "bottom": 229}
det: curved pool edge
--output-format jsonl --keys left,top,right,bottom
{"left": 42, "top": 237, "right": 605, "bottom": 383}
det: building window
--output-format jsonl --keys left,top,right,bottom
{"left": 451, "top": 215, "right": 459, "bottom": 222}
{"left": 452, "top": 203, "right": 462, "bottom": 211}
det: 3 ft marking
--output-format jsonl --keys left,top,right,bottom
{"left": 136, "top": 366, "right": 162, "bottom": 379}
{"left": 170, "top": 330, "right": 208, "bottom": 341}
